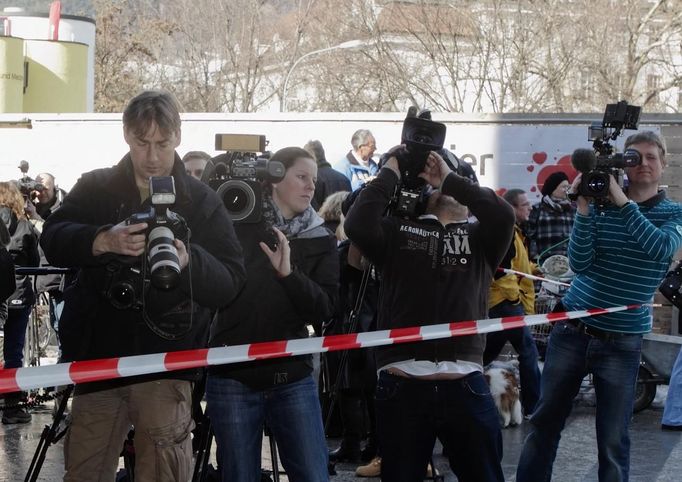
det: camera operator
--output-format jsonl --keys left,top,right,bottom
{"left": 344, "top": 149, "right": 514, "bottom": 481}
{"left": 40, "top": 90, "right": 246, "bottom": 482}
{"left": 516, "top": 131, "right": 682, "bottom": 482}
{"left": 182, "top": 150, "right": 215, "bottom": 183}
{"left": 206, "top": 146, "right": 338, "bottom": 481}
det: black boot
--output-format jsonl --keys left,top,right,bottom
{"left": 360, "top": 435, "right": 377, "bottom": 463}
{"left": 2, "top": 393, "right": 31, "bottom": 424}
{"left": 329, "top": 438, "right": 361, "bottom": 463}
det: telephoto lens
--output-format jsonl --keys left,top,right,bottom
{"left": 147, "top": 226, "right": 181, "bottom": 290}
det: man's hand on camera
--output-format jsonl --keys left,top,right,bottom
{"left": 569, "top": 174, "right": 590, "bottom": 215}
{"left": 173, "top": 238, "right": 189, "bottom": 270}
{"left": 260, "top": 227, "right": 292, "bottom": 278}
{"left": 418, "top": 151, "right": 452, "bottom": 189}
{"left": 607, "top": 174, "right": 629, "bottom": 208}
{"left": 92, "top": 221, "right": 148, "bottom": 257}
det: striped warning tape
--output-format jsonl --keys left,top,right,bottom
{"left": 0, "top": 304, "right": 639, "bottom": 394}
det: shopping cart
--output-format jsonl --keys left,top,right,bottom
{"left": 531, "top": 293, "right": 558, "bottom": 360}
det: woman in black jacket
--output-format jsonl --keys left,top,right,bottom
{"left": 0, "top": 181, "right": 39, "bottom": 424}
{"left": 207, "top": 147, "right": 338, "bottom": 482}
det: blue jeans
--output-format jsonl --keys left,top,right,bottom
{"left": 3, "top": 305, "right": 32, "bottom": 369}
{"left": 375, "top": 371, "right": 504, "bottom": 482}
{"left": 484, "top": 299, "right": 542, "bottom": 415}
{"left": 516, "top": 321, "right": 642, "bottom": 482}
{"left": 206, "top": 374, "right": 328, "bottom": 482}
{"left": 662, "top": 345, "right": 682, "bottom": 426}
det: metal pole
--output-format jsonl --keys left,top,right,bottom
{"left": 280, "top": 40, "right": 367, "bottom": 112}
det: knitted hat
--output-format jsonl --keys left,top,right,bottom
{"left": 541, "top": 171, "right": 569, "bottom": 197}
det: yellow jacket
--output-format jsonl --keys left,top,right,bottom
{"left": 488, "top": 225, "right": 536, "bottom": 314}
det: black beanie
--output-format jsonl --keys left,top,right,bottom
{"left": 541, "top": 171, "right": 569, "bottom": 197}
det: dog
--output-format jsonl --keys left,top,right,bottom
{"left": 485, "top": 366, "right": 523, "bottom": 428}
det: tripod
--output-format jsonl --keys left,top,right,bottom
{"left": 24, "top": 385, "right": 73, "bottom": 482}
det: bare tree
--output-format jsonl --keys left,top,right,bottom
{"left": 93, "top": 0, "right": 176, "bottom": 112}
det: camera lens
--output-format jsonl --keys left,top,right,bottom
{"left": 148, "top": 226, "right": 180, "bottom": 290}
{"left": 109, "top": 281, "right": 137, "bottom": 310}
{"left": 583, "top": 172, "right": 609, "bottom": 197}
{"left": 217, "top": 180, "right": 257, "bottom": 222}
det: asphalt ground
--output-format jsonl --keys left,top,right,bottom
{"left": 1, "top": 386, "right": 681, "bottom": 482}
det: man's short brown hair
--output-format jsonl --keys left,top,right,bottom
{"left": 123, "top": 90, "right": 182, "bottom": 139}
{"left": 625, "top": 131, "right": 667, "bottom": 165}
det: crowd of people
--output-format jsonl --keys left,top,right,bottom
{"left": 1, "top": 89, "right": 682, "bottom": 482}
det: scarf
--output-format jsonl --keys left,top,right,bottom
{"left": 542, "top": 195, "right": 573, "bottom": 213}
{"left": 262, "top": 193, "right": 324, "bottom": 239}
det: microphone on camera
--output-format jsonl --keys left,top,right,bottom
{"left": 571, "top": 148, "right": 596, "bottom": 173}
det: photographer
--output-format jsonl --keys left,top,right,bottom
{"left": 206, "top": 146, "right": 338, "bottom": 482}
{"left": 40, "top": 90, "right": 246, "bottom": 482}
{"left": 33, "top": 173, "right": 66, "bottom": 221}
{"left": 516, "top": 131, "right": 682, "bottom": 482}
{"left": 0, "top": 181, "right": 39, "bottom": 424}
{"left": 344, "top": 149, "right": 514, "bottom": 481}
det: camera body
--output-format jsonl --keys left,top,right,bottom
{"left": 17, "top": 178, "right": 45, "bottom": 199}
{"left": 577, "top": 101, "right": 642, "bottom": 199}
{"left": 16, "top": 161, "right": 45, "bottom": 199}
{"left": 106, "top": 176, "right": 187, "bottom": 310}
{"left": 209, "top": 134, "right": 285, "bottom": 223}
{"left": 390, "top": 113, "right": 447, "bottom": 218}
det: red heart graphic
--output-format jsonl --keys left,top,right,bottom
{"left": 533, "top": 152, "right": 548, "bottom": 165}
{"left": 527, "top": 165, "right": 534, "bottom": 172}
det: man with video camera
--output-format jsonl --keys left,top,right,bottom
{"left": 40, "top": 90, "right": 246, "bottom": 482}
{"left": 344, "top": 134, "right": 514, "bottom": 480}
{"left": 516, "top": 130, "right": 682, "bottom": 482}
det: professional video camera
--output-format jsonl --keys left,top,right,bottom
{"left": 209, "top": 134, "right": 285, "bottom": 223}
{"left": 105, "top": 176, "right": 188, "bottom": 313}
{"left": 16, "top": 160, "right": 45, "bottom": 199}
{"left": 388, "top": 109, "right": 447, "bottom": 217}
{"left": 571, "top": 100, "right": 642, "bottom": 200}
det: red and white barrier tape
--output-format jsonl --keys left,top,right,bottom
{"left": 496, "top": 267, "right": 571, "bottom": 287}
{"left": 0, "top": 305, "right": 638, "bottom": 394}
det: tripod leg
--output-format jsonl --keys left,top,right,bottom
{"left": 25, "top": 385, "right": 74, "bottom": 482}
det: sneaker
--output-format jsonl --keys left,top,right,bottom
{"left": 2, "top": 406, "right": 32, "bottom": 424}
{"left": 355, "top": 456, "right": 381, "bottom": 477}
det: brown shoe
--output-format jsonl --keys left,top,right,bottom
{"left": 355, "top": 456, "right": 381, "bottom": 477}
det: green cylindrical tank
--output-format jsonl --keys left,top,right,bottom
{"left": 23, "top": 39, "right": 87, "bottom": 112}
{"left": 0, "top": 36, "right": 25, "bottom": 113}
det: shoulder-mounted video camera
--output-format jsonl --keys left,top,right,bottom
{"left": 209, "top": 134, "right": 285, "bottom": 223}
{"left": 571, "top": 101, "right": 642, "bottom": 200}
{"left": 105, "top": 176, "right": 188, "bottom": 312}
{"left": 388, "top": 109, "right": 447, "bottom": 218}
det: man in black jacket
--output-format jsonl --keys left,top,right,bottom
{"left": 303, "top": 139, "right": 351, "bottom": 209}
{"left": 345, "top": 149, "right": 514, "bottom": 482}
{"left": 41, "top": 90, "right": 246, "bottom": 482}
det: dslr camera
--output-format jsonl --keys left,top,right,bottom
{"left": 209, "top": 134, "right": 285, "bottom": 223}
{"left": 573, "top": 100, "right": 642, "bottom": 199}
{"left": 388, "top": 109, "right": 447, "bottom": 217}
{"left": 105, "top": 176, "right": 188, "bottom": 311}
